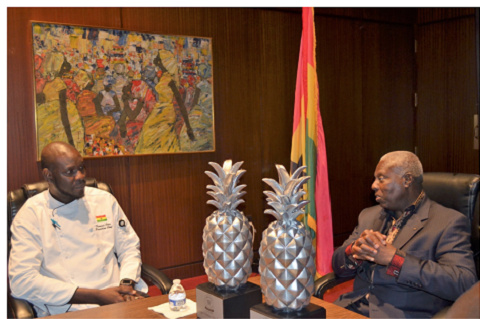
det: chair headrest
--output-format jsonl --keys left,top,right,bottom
{"left": 422, "top": 172, "right": 480, "bottom": 222}
{"left": 21, "top": 177, "right": 105, "bottom": 198}
{"left": 8, "top": 178, "right": 113, "bottom": 227}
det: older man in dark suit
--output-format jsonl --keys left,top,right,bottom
{"left": 332, "top": 151, "right": 477, "bottom": 318}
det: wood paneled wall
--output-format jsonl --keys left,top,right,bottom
{"left": 8, "top": 8, "right": 475, "bottom": 279}
{"left": 416, "top": 8, "right": 479, "bottom": 173}
{"left": 315, "top": 14, "right": 415, "bottom": 243}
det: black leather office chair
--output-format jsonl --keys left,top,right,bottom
{"left": 7, "top": 178, "right": 173, "bottom": 319}
{"left": 314, "top": 172, "right": 480, "bottom": 300}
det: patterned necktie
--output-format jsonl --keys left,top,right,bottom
{"left": 386, "top": 190, "right": 425, "bottom": 244}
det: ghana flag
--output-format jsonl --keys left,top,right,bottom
{"left": 290, "top": 7, "right": 334, "bottom": 277}
{"left": 96, "top": 215, "right": 107, "bottom": 222}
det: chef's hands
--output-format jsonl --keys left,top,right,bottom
{"left": 352, "top": 229, "right": 396, "bottom": 265}
{"left": 118, "top": 285, "right": 144, "bottom": 302}
{"left": 70, "top": 286, "right": 145, "bottom": 306}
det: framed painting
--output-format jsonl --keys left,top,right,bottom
{"left": 32, "top": 22, "right": 215, "bottom": 159}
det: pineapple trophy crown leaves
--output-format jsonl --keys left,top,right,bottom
{"left": 263, "top": 165, "right": 310, "bottom": 222}
{"left": 205, "top": 160, "right": 246, "bottom": 212}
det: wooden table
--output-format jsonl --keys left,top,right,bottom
{"left": 45, "top": 276, "right": 366, "bottom": 318}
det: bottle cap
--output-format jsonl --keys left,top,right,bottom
{"left": 173, "top": 279, "right": 180, "bottom": 284}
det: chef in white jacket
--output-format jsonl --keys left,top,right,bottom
{"left": 9, "top": 141, "right": 148, "bottom": 317}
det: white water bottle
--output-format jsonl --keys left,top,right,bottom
{"left": 168, "top": 279, "right": 187, "bottom": 311}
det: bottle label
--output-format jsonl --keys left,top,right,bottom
{"left": 169, "top": 292, "right": 186, "bottom": 307}
{"left": 169, "top": 298, "right": 186, "bottom": 307}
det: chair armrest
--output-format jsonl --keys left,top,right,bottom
{"left": 314, "top": 272, "right": 355, "bottom": 299}
{"left": 141, "top": 263, "right": 173, "bottom": 295}
{"left": 8, "top": 295, "right": 35, "bottom": 319}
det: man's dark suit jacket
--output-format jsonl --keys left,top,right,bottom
{"left": 332, "top": 197, "right": 477, "bottom": 318}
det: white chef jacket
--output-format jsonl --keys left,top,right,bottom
{"left": 8, "top": 187, "right": 148, "bottom": 317}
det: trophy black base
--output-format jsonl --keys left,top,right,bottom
{"left": 250, "top": 302, "right": 326, "bottom": 319}
{"left": 196, "top": 281, "right": 262, "bottom": 318}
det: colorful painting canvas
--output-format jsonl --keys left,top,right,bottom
{"left": 32, "top": 22, "right": 215, "bottom": 158}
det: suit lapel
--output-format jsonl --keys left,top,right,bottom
{"left": 374, "top": 209, "right": 388, "bottom": 231}
{"left": 393, "top": 197, "right": 431, "bottom": 249}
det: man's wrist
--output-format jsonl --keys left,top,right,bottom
{"left": 119, "top": 278, "right": 136, "bottom": 288}
{"left": 386, "top": 249, "right": 405, "bottom": 278}
{"left": 70, "top": 287, "right": 103, "bottom": 305}
{"left": 345, "top": 241, "right": 363, "bottom": 269}
{"left": 345, "top": 241, "right": 355, "bottom": 256}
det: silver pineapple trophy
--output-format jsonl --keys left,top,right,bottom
{"left": 197, "top": 160, "right": 262, "bottom": 318}
{"left": 251, "top": 164, "right": 326, "bottom": 318}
